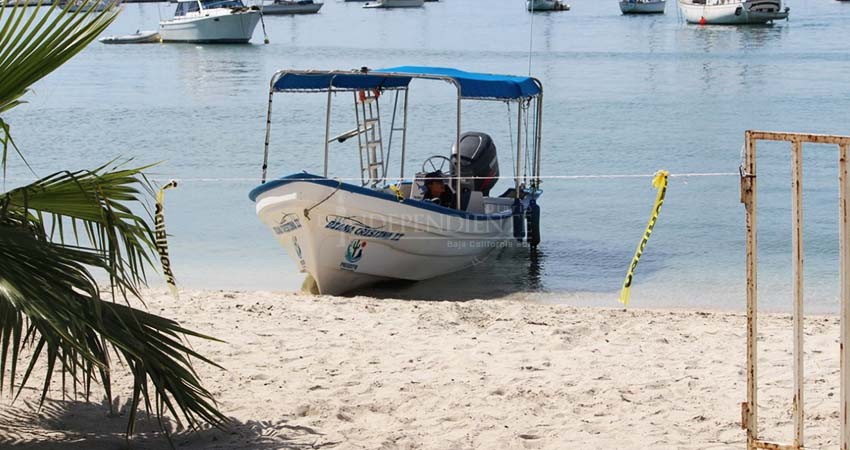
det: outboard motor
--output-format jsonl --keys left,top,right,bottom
{"left": 450, "top": 132, "right": 499, "bottom": 196}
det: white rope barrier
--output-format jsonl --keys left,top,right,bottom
{"left": 2, "top": 172, "right": 740, "bottom": 184}
{"left": 154, "top": 172, "right": 740, "bottom": 183}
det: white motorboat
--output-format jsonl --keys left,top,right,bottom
{"left": 251, "top": 66, "right": 545, "bottom": 295}
{"left": 527, "top": 0, "right": 570, "bottom": 11}
{"left": 159, "top": 0, "right": 261, "bottom": 43}
{"left": 100, "top": 30, "right": 161, "bottom": 44}
{"left": 678, "top": 0, "right": 788, "bottom": 24}
{"left": 4, "top": 0, "right": 56, "bottom": 6}
{"left": 64, "top": 0, "right": 113, "bottom": 12}
{"left": 363, "top": 0, "right": 423, "bottom": 8}
{"left": 619, "top": 0, "right": 665, "bottom": 13}
{"left": 260, "top": 0, "right": 322, "bottom": 14}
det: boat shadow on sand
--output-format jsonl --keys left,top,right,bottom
{"left": 348, "top": 239, "right": 668, "bottom": 301}
{"left": 339, "top": 245, "right": 545, "bottom": 301}
{"left": 0, "top": 397, "right": 329, "bottom": 449}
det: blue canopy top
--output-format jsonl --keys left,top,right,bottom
{"left": 271, "top": 66, "right": 541, "bottom": 100}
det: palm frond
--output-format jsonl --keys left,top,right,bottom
{"left": 1, "top": 162, "right": 157, "bottom": 296}
{"left": 0, "top": 164, "right": 229, "bottom": 436}
{"left": 0, "top": 117, "right": 31, "bottom": 179}
{"left": 0, "top": 225, "right": 228, "bottom": 435}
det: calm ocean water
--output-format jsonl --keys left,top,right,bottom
{"left": 5, "top": 0, "right": 850, "bottom": 311}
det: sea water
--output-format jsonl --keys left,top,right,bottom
{"left": 5, "top": 0, "right": 850, "bottom": 312}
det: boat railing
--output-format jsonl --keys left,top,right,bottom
{"left": 262, "top": 68, "right": 543, "bottom": 209}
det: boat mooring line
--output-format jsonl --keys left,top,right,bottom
{"left": 138, "top": 172, "right": 739, "bottom": 183}
{"left": 302, "top": 180, "right": 342, "bottom": 220}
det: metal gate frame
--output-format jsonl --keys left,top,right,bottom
{"left": 740, "top": 130, "right": 850, "bottom": 450}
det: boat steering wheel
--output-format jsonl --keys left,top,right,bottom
{"left": 422, "top": 155, "right": 451, "bottom": 174}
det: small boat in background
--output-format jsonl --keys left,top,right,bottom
{"left": 527, "top": 0, "right": 570, "bottom": 11}
{"left": 159, "top": 0, "right": 261, "bottom": 43}
{"left": 100, "top": 30, "right": 161, "bottom": 44}
{"left": 63, "top": 0, "right": 113, "bottom": 12}
{"left": 678, "top": 0, "right": 789, "bottom": 24}
{"left": 261, "top": 0, "right": 322, "bottom": 14}
{"left": 620, "top": 0, "right": 665, "bottom": 13}
{"left": 4, "top": 0, "right": 56, "bottom": 6}
{"left": 363, "top": 0, "right": 424, "bottom": 8}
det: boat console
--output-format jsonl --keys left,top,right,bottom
{"left": 413, "top": 131, "right": 501, "bottom": 212}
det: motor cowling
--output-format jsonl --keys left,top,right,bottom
{"left": 450, "top": 132, "right": 499, "bottom": 196}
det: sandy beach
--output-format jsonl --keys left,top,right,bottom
{"left": 0, "top": 289, "right": 841, "bottom": 449}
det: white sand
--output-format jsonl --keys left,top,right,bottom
{"left": 0, "top": 289, "right": 842, "bottom": 449}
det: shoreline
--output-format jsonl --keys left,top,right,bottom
{"left": 1, "top": 289, "right": 841, "bottom": 449}
{"left": 149, "top": 282, "right": 847, "bottom": 316}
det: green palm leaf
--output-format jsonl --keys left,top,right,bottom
{"left": 3, "top": 162, "right": 157, "bottom": 291}
{"left": 0, "top": 163, "right": 229, "bottom": 438}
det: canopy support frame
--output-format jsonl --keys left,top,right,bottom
{"left": 261, "top": 68, "right": 544, "bottom": 214}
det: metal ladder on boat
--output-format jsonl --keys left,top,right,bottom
{"left": 354, "top": 89, "right": 385, "bottom": 187}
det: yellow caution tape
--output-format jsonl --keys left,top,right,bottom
{"left": 619, "top": 170, "right": 668, "bottom": 306}
{"left": 155, "top": 180, "right": 179, "bottom": 300}
{"left": 389, "top": 184, "right": 405, "bottom": 202}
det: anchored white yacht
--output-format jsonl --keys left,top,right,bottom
{"left": 678, "top": 0, "right": 789, "bottom": 24}
{"left": 251, "top": 67, "right": 545, "bottom": 295}
{"left": 159, "top": 0, "right": 261, "bottom": 43}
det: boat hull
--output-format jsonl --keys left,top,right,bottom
{"left": 66, "top": 0, "right": 111, "bottom": 12}
{"left": 3, "top": 0, "right": 53, "bottom": 6}
{"left": 363, "top": 0, "right": 423, "bottom": 8}
{"left": 620, "top": 0, "right": 665, "bottom": 13}
{"left": 100, "top": 31, "right": 161, "bottom": 44}
{"left": 159, "top": 9, "right": 260, "bottom": 43}
{"left": 251, "top": 175, "right": 517, "bottom": 295}
{"left": 261, "top": 2, "right": 322, "bottom": 14}
{"left": 678, "top": 0, "right": 788, "bottom": 24}
{"left": 527, "top": 0, "right": 570, "bottom": 10}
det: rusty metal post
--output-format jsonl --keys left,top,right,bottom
{"left": 743, "top": 130, "right": 759, "bottom": 449}
{"left": 743, "top": 131, "right": 850, "bottom": 450}
{"left": 790, "top": 139, "right": 805, "bottom": 448}
{"left": 841, "top": 143, "right": 850, "bottom": 450}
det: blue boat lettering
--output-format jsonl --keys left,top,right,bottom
{"left": 292, "top": 236, "right": 303, "bottom": 260}
{"left": 273, "top": 214, "right": 302, "bottom": 235}
{"left": 324, "top": 218, "right": 404, "bottom": 241}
